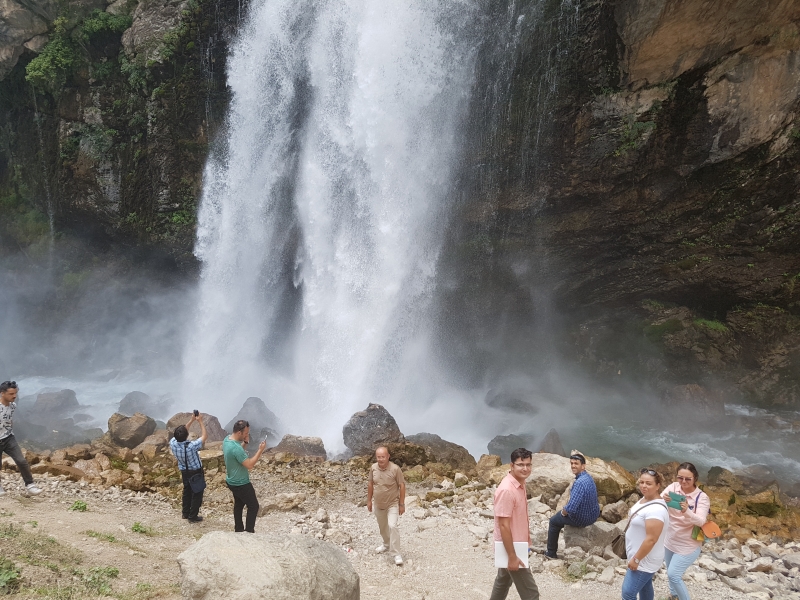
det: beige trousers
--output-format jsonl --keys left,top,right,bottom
{"left": 374, "top": 503, "right": 401, "bottom": 555}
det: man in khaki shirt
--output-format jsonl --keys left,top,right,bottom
{"left": 367, "top": 446, "right": 406, "bottom": 565}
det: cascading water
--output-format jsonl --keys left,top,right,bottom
{"left": 182, "top": 0, "right": 481, "bottom": 444}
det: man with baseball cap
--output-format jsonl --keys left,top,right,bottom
{"left": 544, "top": 450, "right": 599, "bottom": 559}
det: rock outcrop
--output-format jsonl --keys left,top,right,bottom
{"left": 406, "top": 433, "right": 477, "bottom": 474}
{"left": 0, "top": 0, "right": 55, "bottom": 79}
{"left": 537, "top": 429, "right": 566, "bottom": 456}
{"left": 177, "top": 531, "right": 360, "bottom": 600}
{"left": 167, "top": 412, "right": 226, "bottom": 442}
{"left": 271, "top": 435, "right": 326, "bottom": 458}
{"left": 342, "top": 403, "right": 404, "bottom": 456}
{"left": 108, "top": 412, "right": 156, "bottom": 449}
{"left": 225, "top": 397, "right": 281, "bottom": 445}
{"left": 487, "top": 434, "right": 534, "bottom": 461}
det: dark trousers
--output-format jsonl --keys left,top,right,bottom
{"left": 0, "top": 434, "right": 33, "bottom": 486}
{"left": 180, "top": 469, "right": 204, "bottom": 519}
{"left": 489, "top": 567, "right": 540, "bottom": 600}
{"left": 227, "top": 482, "right": 259, "bottom": 533}
{"left": 547, "top": 511, "right": 578, "bottom": 556}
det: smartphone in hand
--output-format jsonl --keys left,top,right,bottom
{"left": 193, "top": 409, "right": 199, "bottom": 417}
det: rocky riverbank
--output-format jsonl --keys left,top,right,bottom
{"left": 3, "top": 399, "right": 800, "bottom": 597}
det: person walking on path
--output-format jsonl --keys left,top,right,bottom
{"left": 661, "top": 462, "right": 710, "bottom": 600}
{"left": 169, "top": 412, "right": 208, "bottom": 522}
{"left": 367, "top": 446, "right": 406, "bottom": 565}
{"left": 545, "top": 450, "right": 600, "bottom": 559}
{"left": 222, "top": 419, "right": 266, "bottom": 533}
{"left": 622, "top": 468, "right": 670, "bottom": 600}
{"left": 0, "top": 381, "right": 42, "bottom": 497}
{"left": 489, "top": 448, "right": 540, "bottom": 600}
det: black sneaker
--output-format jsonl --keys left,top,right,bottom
{"left": 188, "top": 516, "right": 204, "bottom": 523}
{"left": 543, "top": 552, "right": 558, "bottom": 560}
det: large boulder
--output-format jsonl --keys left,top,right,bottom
{"left": 383, "top": 442, "right": 432, "bottom": 468}
{"left": 563, "top": 521, "right": 621, "bottom": 552}
{"left": 662, "top": 384, "right": 724, "bottom": 418}
{"left": 342, "top": 403, "right": 404, "bottom": 456}
{"left": 119, "top": 391, "right": 172, "bottom": 418}
{"left": 108, "top": 413, "right": 156, "bottom": 449}
{"left": 405, "top": 433, "right": 477, "bottom": 473}
{"left": 537, "top": 428, "right": 566, "bottom": 456}
{"left": 168, "top": 412, "right": 226, "bottom": 442}
{"left": 487, "top": 434, "right": 534, "bottom": 461}
{"left": 33, "top": 389, "right": 79, "bottom": 416}
{"left": 177, "top": 531, "right": 359, "bottom": 600}
{"left": 225, "top": 397, "right": 281, "bottom": 445}
{"left": 271, "top": 435, "right": 326, "bottom": 458}
{"left": 524, "top": 453, "right": 574, "bottom": 501}
{"left": 601, "top": 500, "right": 629, "bottom": 524}
{"left": 132, "top": 430, "right": 171, "bottom": 459}
{"left": 585, "top": 457, "right": 637, "bottom": 503}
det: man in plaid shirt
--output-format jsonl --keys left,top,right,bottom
{"left": 170, "top": 413, "right": 208, "bottom": 522}
{"left": 545, "top": 450, "right": 600, "bottom": 559}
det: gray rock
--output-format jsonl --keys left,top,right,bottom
{"left": 168, "top": 412, "right": 226, "bottom": 442}
{"left": 108, "top": 412, "right": 156, "bottom": 448}
{"left": 272, "top": 435, "right": 326, "bottom": 458}
{"left": 33, "top": 389, "right": 79, "bottom": 415}
{"left": 718, "top": 574, "right": 770, "bottom": 595}
{"left": 783, "top": 553, "right": 800, "bottom": 570}
{"left": 177, "top": 531, "right": 359, "bottom": 599}
{"left": 0, "top": 0, "right": 53, "bottom": 79}
{"left": 598, "top": 566, "right": 615, "bottom": 585}
{"left": 714, "top": 562, "right": 746, "bottom": 578}
{"left": 405, "top": 433, "right": 477, "bottom": 472}
{"left": 487, "top": 434, "right": 534, "bottom": 461}
{"left": 563, "top": 522, "right": 620, "bottom": 552}
{"left": 601, "top": 500, "right": 628, "bottom": 524}
{"left": 342, "top": 403, "right": 404, "bottom": 456}
{"left": 748, "top": 557, "right": 774, "bottom": 573}
{"left": 119, "top": 391, "right": 173, "bottom": 418}
{"left": 225, "top": 397, "right": 281, "bottom": 445}
{"left": 467, "top": 525, "right": 489, "bottom": 540}
{"left": 323, "top": 528, "right": 352, "bottom": 546}
{"left": 258, "top": 493, "right": 306, "bottom": 514}
{"left": 537, "top": 428, "right": 566, "bottom": 456}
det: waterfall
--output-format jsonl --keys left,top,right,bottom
{"left": 182, "top": 0, "right": 481, "bottom": 443}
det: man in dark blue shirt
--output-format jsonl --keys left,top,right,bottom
{"left": 545, "top": 451, "right": 600, "bottom": 559}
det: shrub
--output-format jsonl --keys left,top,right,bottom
{"left": 25, "top": 18, "right": 79, "bottom": 93}
{"left": 694, "top": 318, "right": 729, "bottom": 333}
{"left": 69, "top": 501, "right": 88, "bottom": 512}
{"left": 0, "top": 558, "right": 21, "bottom": 594}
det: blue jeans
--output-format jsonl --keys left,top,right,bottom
{"left": 546, "top": 511, "right": 578, "bottom": 556}
{"left": 621, "top": 568, "right": 655, "bottom": 600}
{"left": 664, "top": 547, "right": 701, "bottom": 600}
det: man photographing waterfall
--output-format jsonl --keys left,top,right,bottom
{"left": 223, "top": 419, "right": 266, "bottom": 533}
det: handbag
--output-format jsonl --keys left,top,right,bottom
{"left": 188, "top": 471, "right": 206, "bottom": 493}
{"left": 611, "top": 500, "right": 668, "bottom": 559}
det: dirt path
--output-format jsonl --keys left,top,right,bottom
{"left": 0, "top": 472, "right": 753, "bottom": 600}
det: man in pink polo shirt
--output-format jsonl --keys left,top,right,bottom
{"left": 489, "top": 447, "right": 539, "bottom": 600}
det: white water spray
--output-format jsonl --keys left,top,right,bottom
{"left": 182, "top": 0, "right": 479, "bottom": 444}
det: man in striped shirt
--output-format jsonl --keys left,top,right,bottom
{"left": 545, "top": 451, "right": 600, "bottom": 559}
{"left": 169, "top": 413, "right": 208, "bottom": 522}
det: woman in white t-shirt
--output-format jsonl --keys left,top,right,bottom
{"left": 622, "top": 468, "right": 670, "bottom": 600}
{"left": 660, "top": 462, "right": 710, "bottom": 600}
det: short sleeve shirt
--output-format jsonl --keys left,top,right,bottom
{"left": 370, "top": 462, "right": 404, "bottom": 510}
{"left": 223, "top": 436, "right": 250, "bottom": 486}
{"left": 493, "top": 472, "right": 529, "bottom": 542}
{"left": 0, "top": 402, "right": 15, "bottom": 440}
{"left": 625, "top": 500, "right": 669, "bottom": 573}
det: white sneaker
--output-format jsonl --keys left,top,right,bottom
{"left": 375, "top": 544, "right": 388, "bottom": 554}
{"left": 394, "top": 555, "right": 403, "bottom": 566}
{"left": 25, "top": 483, "right": 42, "bottom": 496}
{"left": 0, "top": 484, "right": 5, "bottom": 496}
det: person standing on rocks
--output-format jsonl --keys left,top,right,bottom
{"left": 169, "top": 413, "right": 208, "bottom": 522}
{"left": 622, "top": 468, "right": 669, "bottom": 600}
{"left": 660, "top": 462, "right": 710, "bottom": 600}
{"left": 0, "top": 381, "right": 42, "bottom": 497}
{"left": 223, "top": 419, "right": 266, "bottom": 533}
{"left": 545, "top": 450, "right": 599, "bottom": 559}
{"left": 489, "top": 448, "right": 539, "bottom": 600}
{"left": 367, "top": 446, "right": 406, "bottom": 566}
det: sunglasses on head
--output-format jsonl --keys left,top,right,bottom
{"left": 639, "top": 468, "right": 658, "bottom": 477}
{"left": 1, "top": 381, "right": 16, "bottom": 387}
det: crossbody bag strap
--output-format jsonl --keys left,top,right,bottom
{"left": 624, "top": 500, "right": 668, "bottom": 533}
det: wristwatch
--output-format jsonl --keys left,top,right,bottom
{"left": 633, "top": 558, "right": 640, "bottom": 564}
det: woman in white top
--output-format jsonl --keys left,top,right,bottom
{"left": 661, "top": 462, "right": 711, "bottom": 600}
{"left": 622, "top": 468, "right": 670, "bottom": 600}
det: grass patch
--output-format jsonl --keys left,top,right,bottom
{"left": 69, "top": 501, "right": 87, "bottom": 512}
{"left": 83, "top": 530, "right": 116, "bottom": 542}
{"left": 0, "top": 523, "right": 82, "bottom": 575}
{"left": 694, "top": 318, "right": 729, "bottom": 333}
{"left": 643, "top": 319, "right": 683, "bottom": 342}
{"left": 78, "top": 566, "right": 119, "bottom": 594}
{"left": 131, "top": 522, "right": 154, "bottom": 536}
{"left": 0, "top": 558, "right": 22, "bottom": 594}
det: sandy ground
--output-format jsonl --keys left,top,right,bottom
{"left": 0, "top": 470, "right": 757, "bottom": 600}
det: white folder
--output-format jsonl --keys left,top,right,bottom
{"left": 494, "top": 541, "right": 530, "bottom": 568}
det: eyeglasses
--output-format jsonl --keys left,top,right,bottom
{"left": 676, "top": 476, "right": 694, "bottom": 482}
{"left": 512, "top": 462, "right": 532, "bottom": 469}
{"left": 639, "top": 468, "right": 658, "bottom": 476}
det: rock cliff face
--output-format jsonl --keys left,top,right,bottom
{"left": 442, "top": 0, "right": 800, "bottom": 407}
{"left": 1, "top": 0, "right": 798, "bottom": 405}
